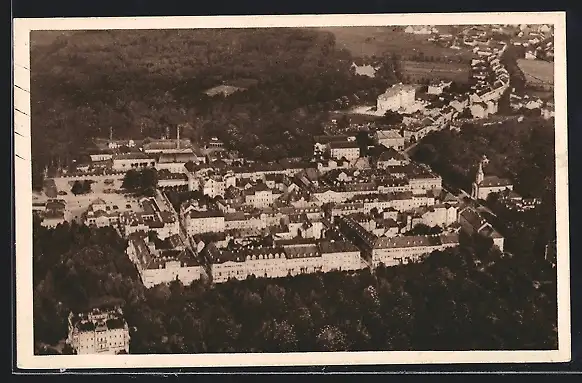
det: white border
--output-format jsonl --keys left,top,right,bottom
{"left": 14, "top": 12, "right": 570, "bottom": 369}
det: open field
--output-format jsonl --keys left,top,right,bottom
{"left": 517, "top": 59, "right": 554, "bottom": 86}
{"left": 401, "top": 60, "right": 471, "bottom": 83}
{"left": 317, "top": 26, "right": 473, "bottom": 61}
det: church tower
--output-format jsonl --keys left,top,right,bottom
{"left": 475, "top": 160, "right": 484, "bottom": 185}
{"left": 471, "top": 159, "right": 485, "bottom": 199}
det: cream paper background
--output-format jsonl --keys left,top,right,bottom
{"left": 13, "top": 12, "right": 570, "bottom": 369}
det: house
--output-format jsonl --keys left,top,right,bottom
{"left": 525, "top": 50, "right": 537, "bottom": 60}
{"left": 458, "top": 207, "right": 505, "bottom": 251}
{"left": 376, "top": 129, "right": 405, "bottom": 150}
{"left": 427, "top": 80, "right": 452, "bottom": 95}
{"left": 84, "top": 199, "right": 120, "bottom": 228}
{"left": 469, "top": 102, "right": 489, "bottom": 119}
{"left": 183, "top": 209, "right": 226, "bottom": 236}
{"left": 377, "top": 84, "right": 416, "bottom": 113}
{"left": 66, "top": 306, "right": 130, "bottom": 355}
{"left": 126, "top": 232, "right": 203, "bottom": 288}
{"left": 377, "top": 147, "right": 409, "bottom": 169}
{"left": 328, "top": 141, "right": 361, "bottom": 162}
{"left": 471, "top": 160, "right": 513, "bottom": 200}
{"left": 41, "top": 199, "right": 67, "bottom": 228}
{"left": 404, "top": 203, "right": 459, "bottom": 230}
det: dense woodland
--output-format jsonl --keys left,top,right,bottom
{"left": 33, "top": 219, "right": 557, "bottom": 354}
{"left": 31, "top": 29, "right": 399, "bottom": 188}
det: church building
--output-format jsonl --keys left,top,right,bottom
{"left": 471, "top": 159, "right": 514, "bottom": 200}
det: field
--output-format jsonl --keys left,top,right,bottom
{"left": 517, "top": 59, "right": 554, "bottom": 87}
{"left": 317, "top": 26, "right": 473, "bottom": 61}
{"left": 401, "top": 60, "right": 471, "bottom": 83}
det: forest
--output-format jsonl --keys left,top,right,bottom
{"left": 30, "top": 28, "right": 399, "bottom": 189}
{"left": 33, "top": 219, "right": 557, "bottom": 354}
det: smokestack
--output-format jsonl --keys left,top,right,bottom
{"left": 177, "top": 125, "right": 180, "bottom": 150}
{"left": 109, "top": 127, "right": 113, "bottom": 142}
{"left": 165, "top": 126, "right": 170, "bottom": 140}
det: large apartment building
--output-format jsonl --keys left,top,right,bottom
{"left": 66, "top": 307, "right": 130, "bottom": 355}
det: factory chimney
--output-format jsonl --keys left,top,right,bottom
{"left": 177, "top": 125, "right": 180, "bottom": 150}
{"left": 109, "top": 126, "right": 113, "bottom": 142}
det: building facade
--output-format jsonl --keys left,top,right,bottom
{"left": 66, "top": 307, "right": 130, "bottom": 355}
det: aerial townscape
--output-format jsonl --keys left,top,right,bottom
{"left": 31, "top": 24, "right": 558, "bottom": 355}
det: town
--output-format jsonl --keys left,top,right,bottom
{"left": 30, "top": 23, "right": 557, "bottom": 355}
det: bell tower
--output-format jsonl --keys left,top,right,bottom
{"left": 475, "top": 160, "right": 484, "bottom": 185}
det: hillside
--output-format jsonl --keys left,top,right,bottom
{"left": 30, "top": 28, "right": 398, "bottom": 188}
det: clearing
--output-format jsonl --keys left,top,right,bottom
{"left": 401, "top": 60, "right": 471, "bottom": 83}
{"left": 317, "top": 26, "right": 472, "bottom": 61}
{"left": 517, "top": 59, "right": 554, "bottom": 86}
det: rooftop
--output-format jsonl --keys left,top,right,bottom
{"left": 479, "top": 175, "right": 513, "bottom": 187}
{"left": 374, "top": 233, "right": 459, "bottom": 249}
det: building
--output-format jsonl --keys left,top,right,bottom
{"left": 157, "top": 171, "right": 189, "bottom": 189}
{"left": 328, "top": 141, "right": 361, "bottom": 162}
{"left": 41, "top": 199, "right": 67, "bottom": 228}
{"left": 427, "top": 80, "right": 452, "bottom": 95}
{"left": 469, "top": 102, "right": 489, "bottom": 119}
{"left": 205, "top": 243, "right": 324, "bottom": 283}
{"left": 458, "top": 206, "right": 505, "bottom": 251}
{"left": 376, "top": 147, "right": 409, "bottom": 169}
{"left": 377, "top": 84, "right": 417, "bottom": 113}
{"left": 372, "top": 233, "right": 460, "bottom": 267}
{"left": 126, "top": 232, "right": 203, "bottom": 288}
{"left": 318, "top": 240, "right": 363, "bottom": 272}
{"left": 376, "top": 130, "right": 405, "bottom": 150}
{"left": 244, "top": 183, "right": 278, "bottom": 208}
{"left": 471, "top": 160, "right": 514, "bottom": 200}
{"left": 112, "top": 152, "right": 156, "bottom": 171}
{"left": 66, "top": 306, "right": 130, "bottom": 355}
{"left": 183, "top": 209, "right": 226, "bottom": 236}
{"left": 404, "top": 203, "right": 458, "bottom": 230}
{"left": 84, "top": 199, "right": 120, "bottom": 228}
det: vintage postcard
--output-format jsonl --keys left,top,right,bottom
{"left": 13, "top": 12, "right": 570, "bottom": 369}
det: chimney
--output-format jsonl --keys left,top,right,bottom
{"left": 109, "top": 127, "right": 113, "bottom": 142}
{"left": 177, "top": 125, "right": 180, "bottom": 150}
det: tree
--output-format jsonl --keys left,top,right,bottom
{"left": 316, "top": 325, "right": 348, "bottom": 351}
{"left": 71, "top": 180, "right": 84, "bottom": 195}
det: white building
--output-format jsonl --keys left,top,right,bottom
{"left": 112, "top": 153, "right": 156, "bottom": 171}
{"left": 471, "top": 161, "right": 514, "bottom": 200}
{"left": 183, "top": 209, "right": 226, "bottom": 235}
{"left": 318, "top": 240, "right": 363, "bottom": 272}
{"left": 126, "top": 233, "right": 203, "bottom": 288}
{"left": 377, "top": 84, "right": 417, "bottom": 113}
{"left": 372, "top": 233, "right": 460, "bottom": 267}
{"left": 328, "top": 141, "right": 361, "bottom": 162}
{"left": 84, "top": 198, "right": 120, "bottom": 228}
{"left": 66, "top": 307, "right": 130, "bottom": 355}
{"left": 427, "top": 81, "right": 452, "bottom": 95}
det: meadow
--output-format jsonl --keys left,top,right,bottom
{"left": 517, "top": 59, "right": 554, "bottom": 86}
{"left": 317, "top": 26, "right": 472, "bottom": 62}
{"left": 401, "top": 60, "right": 471, "bottom": 83}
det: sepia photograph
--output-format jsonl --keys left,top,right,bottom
{"left": 13, "top": 12, "right": 570, "bottom": 369}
